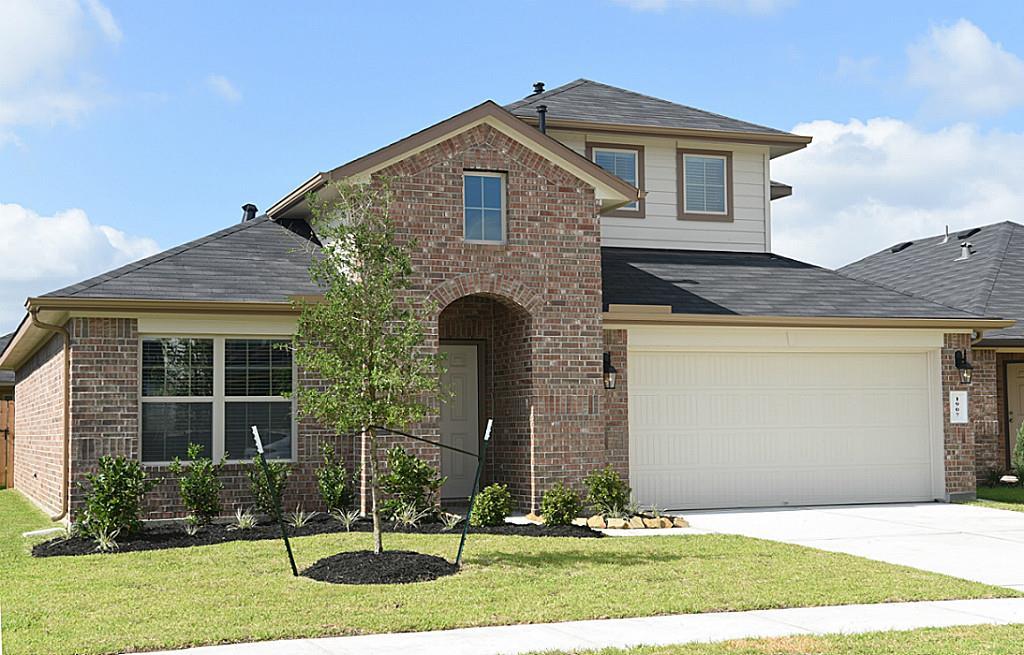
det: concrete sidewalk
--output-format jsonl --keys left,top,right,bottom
{"left": 146, "top": 598, "right": 1024, "bottom": 655}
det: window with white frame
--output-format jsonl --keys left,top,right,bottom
{"left": 463, "top": 172, "right": 505, "bottom": 243}
{"left": 592, "top": 147, "right": 639, "bottom": 211}
{"left": 140, "top": 336, "right": 294, "bottom": 463}
{"left": 682, "top": 153, "right": 728, "bottom": 215}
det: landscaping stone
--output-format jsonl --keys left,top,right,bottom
{"left": 673, "top": 517, "right": 690, "bottom": 528}
{"left": 571, "top": 517, "right": 588, "bottom": 527}
{"left": 643, "top": 517, "right": 661, "bottom": 529}
{"left": 587, "top": 515, "right": 607, "bottom": 529}
{"left": 628, "top": 516, "right": 646, "bottom": 529}
{"left": 658, "top": 517, "right": 673, "bottom": 529}
{"left": 525, "top": 512, "right": 543, "bottom": 524}
{"left": 606, "top": 518, "right": 628, "bottom": 529}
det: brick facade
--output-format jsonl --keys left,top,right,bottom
{"left": 942, "top": 333, "right": 977, "bottom": 497}
{"left": 603, "top": 329, "right": 629, "bottom": 484}
{"left": 13, "top": 334, "right": 65, "bottom": 515}
{"left": 971, "top": 348, "right": 1001, "bottom": 479}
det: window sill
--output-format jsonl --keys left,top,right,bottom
{"left": 677, "top": 213, "right": 733, "bottom": 223}
{"left": 464, "top": 240, "right": 508, "bottom": 246}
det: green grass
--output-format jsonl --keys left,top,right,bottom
{"left": 0, "top": 490, "right": 1018, "bottom": 655}
{"left": 535, "top": 624, "right": 1024, "bottom": 654}
{"left": 972, "top": 485, "right": 1024, "bottom": 512}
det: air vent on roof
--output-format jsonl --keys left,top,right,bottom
{"left": 241, "top": 203, "right": 258, "bottom": 223}
{"left": 956, "top": 242, "right": 974, "bottom": 262}
{"left": 956, "top": 227, "right": 981, "bottom": 239}
{"left": 532, "top": 81, "right": 545, "bottom": 95}
{"left": 890, "top": 241, "right": 913, "bottom": 253}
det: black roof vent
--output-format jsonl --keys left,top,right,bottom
{"left": 890, "top": 241, "right": 913, "bottom": 253}
{"left": 532, "top": 81, "right": 545, "bottom": 95}
{"left": 956, "top": 227, "right": 981, "bottom": 239}
{"left": 241, "top": 203, "right": 258, "bottom": 223}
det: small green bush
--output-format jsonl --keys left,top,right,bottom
{"left": 316, "top": 443, "right": 357, "bottom": 512}
{"left": 583, "top": 465, "right": 632, "bottom": 515}
{"left": 247, "top": 459, "right": 291, "bottom": 517}
{"left": 1014, "top": 423, "right": 1024, "bottom": 485}
{"left": 380, "top": 446, "right": 446, "bottom": 518}
{"left": 540, "top": 482, "right": 582, "bottom": 526}
{"left": 169, "top": 443, "right": 225, "bottom": 524}
{"left": 471, "top": 483, "right": 514, "bottom": 526}
{"left": 79, "top": 456, "right": 155, "bottom": 538}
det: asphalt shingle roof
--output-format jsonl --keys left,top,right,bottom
{"left": 602, "top": 247, "right": 988, "bottom": 320}
{"left": 505, "top": 79, "right": 796, "bottom": 137}
{"left": 840, "top": 221, "right": 1024, "bottom": 342}
{"left": 0, "top": 333, "right": 13, "bottom": 383}
{"left": 42, "top": 216, "right": 322, "bottom": 302}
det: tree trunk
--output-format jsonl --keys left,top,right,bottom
{"left": 367, "top": 425, "right": 384, "bottom": 555}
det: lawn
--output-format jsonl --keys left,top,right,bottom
{"left": 0, "top": 490, "right": 1018, "bottom": 655}
{"left": 536, "top": 624, "right": 1024, "bottom": 654}
{"left": 972, "top": 485, "right": 1024, "bottom": 512}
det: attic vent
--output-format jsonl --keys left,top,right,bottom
{"left": 956, "top": 242, "right": 974, "bottom": 261}
{"left": 890, "top": 241, "right": 913, "bottom": 253}
{"left": 956, "top": 227, "right": 981, "bottom": 239}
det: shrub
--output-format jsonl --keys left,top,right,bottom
{"left": 316, "top": 443, "right": 357, "bottom": 512}
{"left": 583, "top": 465, "right": 632, "bottom": 516}
{"left": 287, "top": 506, "right": 317, "bottom": 528}
{"left": 1014, "top": 423, "right": 1024, "bottom": 485}
{"left": 391, "top": 501, "right": 432, "bottom": 528}
{"left": 168, "top": 443, "right": 225, "bottom": 524}
{"left": 79, "top": 456, "right": 155, "bottom": 538}
{"left": 227, "top": 508, "right": 258, "bottom": 531}
{"left": 247, "top": 459, "right": 291, "bottom": 517}
{"left": 471, "top": 483, "right": 513, "bottom": 527}
{"left": 380, "top": 446, "right": 446, "bottom": 518}
{"left": 540, "top": 482, "right": 582, "bottom": 526}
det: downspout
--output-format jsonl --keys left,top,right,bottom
{"left": 29, "top": 309, "right": 71, "bottom": 522}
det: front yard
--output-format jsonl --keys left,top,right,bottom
{"left": 0, "top": 489, "right": 1018, "bottom": 655}
{"left": 973, "top": 484, "right": 1024, "bottom": 512}
{"left": 537, "top": 624, "right": 1024, "bottom": 654}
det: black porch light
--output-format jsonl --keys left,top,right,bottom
{"left": 603, "top": 352, "right": 618, "bottom": 390}
{"left": 954, "top": 349, "right": 974, "bottom": 385}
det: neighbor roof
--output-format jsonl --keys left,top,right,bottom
{"left": 602, "top": 247, "right": 999, "bottom": 323}
{"left": 40, "top": 216, "right": 322, "bottom": 303}
{"left": 506, "top": 79, "right": 811, "bottom": 155}
{"left": 840, "top": 221, "right": 1024, "bottom": 343}
{"left": 0, "top": 333, "right": 13, "bottom": 384}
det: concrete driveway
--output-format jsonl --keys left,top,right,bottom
{"left": 684, "top": 502, "right": 1024, "bottom": 591}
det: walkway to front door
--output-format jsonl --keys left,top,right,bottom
{"left": 439, "top": 343, "right": 479, "bottom": 500}
{"left": 685, "top": 503, "right": 1024, "bottom": 591}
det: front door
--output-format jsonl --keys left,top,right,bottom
{"left": 439, "top": 344, "right": 480, "bottom": 500}
{"left": 1007, "top": 364, "right": 1024, "bottom": 461}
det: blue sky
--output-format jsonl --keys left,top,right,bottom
{"left": 4, "top": 0, "right": 1024, "bottom": 333}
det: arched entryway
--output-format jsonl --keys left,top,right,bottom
{"left": 437, "top": 292, "right": 533, "bottom": 506}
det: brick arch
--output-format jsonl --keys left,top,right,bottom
{"left": 428, "top": 272, "right": 543, "bottom": 317}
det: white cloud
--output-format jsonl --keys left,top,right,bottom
{"left": 771, "top": 117, "right": 1024, "bottom": 269}
{"left": 0, "top": 203, "right": 159, "bottom": 331}
{"left": 612, "top": 0, "right": 794, "bottom": 14}
{"left": 84, "top": 0, "right": 122, "bottom": 44}
{"left": 908, "top": 19, "right": 1024, "bottom": 116}
{"left": 206, "top": 74, "right": 242, "bottom": 103}
{"left": 0, "top": 0, "right": 119, "bottom": 144}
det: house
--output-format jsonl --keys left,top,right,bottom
{"left": 841, "top": 221, "right": 1024, "bottom": 482}
{"left": 0, "top": 79, "right": 1011, "bottom": 521}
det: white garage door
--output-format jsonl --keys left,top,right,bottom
{"left": 629, "top": 348, "right": 942, "bottom": 510}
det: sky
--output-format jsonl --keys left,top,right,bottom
{"left": 4, "top": 0, "right": 1024, "bottom": 333}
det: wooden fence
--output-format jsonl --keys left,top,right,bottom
{"left": 0, "top": 394, "right": 13, "bottom": 488}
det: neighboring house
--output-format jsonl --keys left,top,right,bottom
{"left": 0, "top": 79, "right": 1011, "bottom": 521}
{"left": 842, "top": 221, "right": 1024, "bottom": 482}
{"left": 0, "top": 333, "right": 13, "bottom": 489}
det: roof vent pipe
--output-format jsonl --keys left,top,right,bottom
{"left": 536, "top": 104, "right": 548, "bottom": 134}
{"left": 942, "top": 225, "right": 950, "bottom": 243}
{"left": 957, "top": 242, "right": 973, "bottom": 261}
{"left": 532, "top": 81, "right": 545, "bottom": 95}
{"left": 241, "top": 203, "right": 258, "bottom": 223}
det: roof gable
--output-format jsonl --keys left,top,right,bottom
{"left": 505, "top": 79, "right": 810, "bottom": 155}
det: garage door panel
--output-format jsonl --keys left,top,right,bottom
{"left": 629, "top": 350, "right": 938, "bottom": 509}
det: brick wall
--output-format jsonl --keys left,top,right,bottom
{"left": 943, "top": 333, "right": 976, "bottom": 497}
{"left": 13, "top": 333, "right": 65, "bottom": 515}
{"left": 603, "top": 329, "right": 629, "bottom": 484}
{"left": 971, "top": 347, "right": 1001, "bottom": 479}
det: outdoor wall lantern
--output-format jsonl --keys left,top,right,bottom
{"left": 954, "top": 349, "right": 974, "bottom": 385}
{"left": 603, "top": 352, "right": 618, "bottom": 390}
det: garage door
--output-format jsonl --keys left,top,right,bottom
{"left": 629, "top": 349, "right": 941, "bottom": 510}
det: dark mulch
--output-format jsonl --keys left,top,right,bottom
{"left": 31, "top": 515, "right": 601, "bottom": 558}
{"left": 303, "top": 550, "right": 459, "bottom": 584}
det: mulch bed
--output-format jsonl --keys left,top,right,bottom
{"left": 303, "top": 550, "right": 459, "bottom": 584}
{"left": 31, "top": 514, "right": 601, "bottom": 558}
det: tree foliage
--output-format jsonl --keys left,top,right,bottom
{"left": 291, "top": 179, "right": 443, "bottom": 553}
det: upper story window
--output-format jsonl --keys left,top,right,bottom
{"left": 140, "top": 336, "right": 294, "bottom": 464}
{"left": 680, "top": 150, "right": 732, "bottom": 221}
{"left": 463, "top": 172, "right": 505, "bottom": 243}
{"left": 587, "top": 142, "right": 645, "bottom": 218}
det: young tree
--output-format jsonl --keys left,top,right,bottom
{"left": 291, "top": 179, "right": 443, "bottom": 555}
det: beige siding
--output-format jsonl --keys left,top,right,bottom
{"left": 549, "top": 129, "right": 770, "bottom": 252}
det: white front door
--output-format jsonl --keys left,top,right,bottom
{"left": 439, "top": 344, "right": 480, "bottom": 500}
{"left": 1007, "top": 364, "right": 1024, "bottom": 459}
